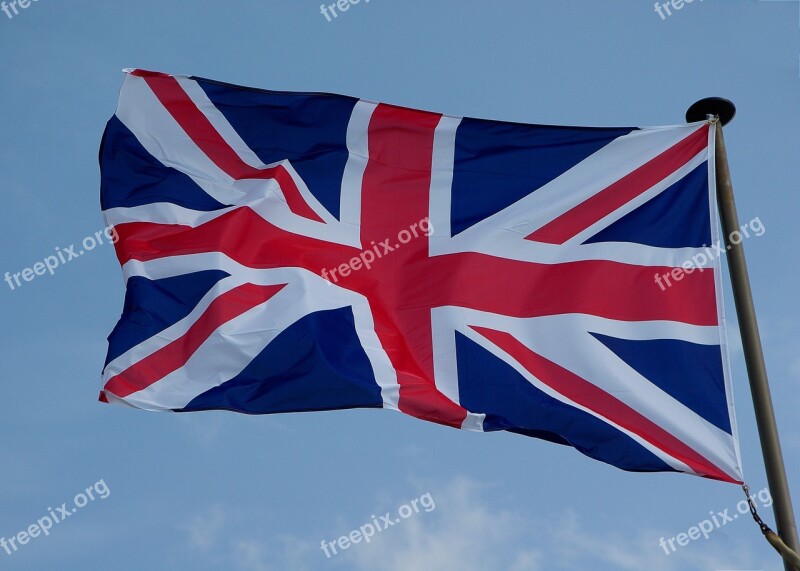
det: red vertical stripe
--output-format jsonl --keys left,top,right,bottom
{"left": 358, "top": 104, "right": 469, "bottom": 429}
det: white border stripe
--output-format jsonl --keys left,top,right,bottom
{"left": 104, "top": 203, "right": 235, "bottom": 228}
{"left": 429, "top": 115, "right": 462, "bottom": 404}
{"left": 340, "top": 100, "right": 376, "bottom": 234}
{"left": 428, "top": 115, "right": 461, "bottom": 241}
{"left": 709, "top": 123, "right": 744, "bottom": 480}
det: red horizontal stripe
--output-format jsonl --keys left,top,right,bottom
{"left": 112, "top": 209, "right": 352, "bottom": 272}
{"left": 114, "top": 213, "right": 718, "bottom": 327}
{"left": 104, "top": 283, "right": 285, "bottom": 399}
{"left": 403, "top": 253, "right": 719, "bottom": 326}
{"left": 471, "top": 326, "right": 738, "bottom": 483}
{"left": 527, "top": 125, "right": 709, "bottom": 244}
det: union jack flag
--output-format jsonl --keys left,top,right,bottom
{"left": 99, "top": 70, "right": 742, "bottom": 483}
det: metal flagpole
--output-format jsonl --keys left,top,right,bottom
{"left": 686, "top": 98, "right": 800, "bottom": 571}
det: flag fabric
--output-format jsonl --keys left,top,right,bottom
{"left": 99, "top": 69, "right": 742, "bottom": 483}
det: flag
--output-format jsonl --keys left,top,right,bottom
{"left": 99, "top": 69, "right": 742, "bottom": 483}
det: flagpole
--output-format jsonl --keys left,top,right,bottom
{"left": 686, "top": 98, "right": 800, "bottom": 571}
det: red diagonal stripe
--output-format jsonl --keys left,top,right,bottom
{"left": 104, "top": 283, "right": 285, "bottom": 399}
{"left": 140, "top": 73, "right": 324, "bottom": 223}
{"left": 470, "top": 326, "right": 738, "bottom": 483}
{"left": 526, "top": 125, "right": 709, "bottom": 244}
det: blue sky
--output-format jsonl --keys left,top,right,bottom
{"left": 1, "top": 1, "right": 798, "bottom": 569}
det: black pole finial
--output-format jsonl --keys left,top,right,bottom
{"left": 686, "top": 97, "right": 736, "bottom": 125}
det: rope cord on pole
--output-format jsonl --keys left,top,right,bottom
{"left": 743, "top": 484, "right": 800, "bottom": 571}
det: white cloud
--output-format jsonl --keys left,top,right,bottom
{"left": 340, "top": 477, "right": 541, "bottom": 571}
{"left": 231, "top": 539, "right": 269, "bottom": 571}
{"left": 181, "top": 504, "right": 316, "bottom": 571}
{"left": 335, "top": 481, "right": 770, "bottom": 571}
{"left": 182, "top": 503, "right": 229, "bottom": 552}
{"left": 542, "top": 510, "right": 769, "bottom": 571}
{"left": 180, "top": 478, "right": 776, "bottom": 571}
